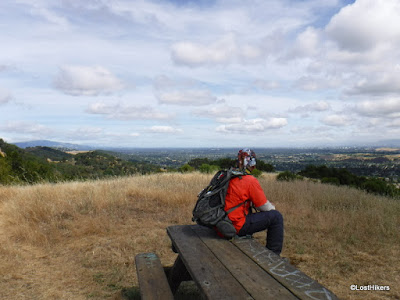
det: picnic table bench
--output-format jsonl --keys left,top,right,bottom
{"left": 136, "top": 224, "right": 338, "bottom": 300}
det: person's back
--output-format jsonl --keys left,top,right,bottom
{"left": 225, "top": 148, "right": 284, "bottom": 256}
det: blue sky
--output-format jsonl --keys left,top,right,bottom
{"left": 1, "top": 0, "right": 400, "bottom": 148}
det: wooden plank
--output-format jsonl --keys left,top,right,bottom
{"left": 232, "top": 238, "right": 339, "bottom": 300}
{"left": 167, "top": 225, "right": 253, "bottom": 300}
{"left": 192, "top": 225, "right": 298, "bottom": 300}
{"left": 135, "top": 252, "right": 174, "bottom": 300}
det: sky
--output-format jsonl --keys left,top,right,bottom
{"left": 1, "top": 0, "right": 400, "bottom": 148}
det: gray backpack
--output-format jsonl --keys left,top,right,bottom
{"left": 192, "top": 168, "right": 248, "bottom": 238}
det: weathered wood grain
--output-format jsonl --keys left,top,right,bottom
{"left": 232, "top": 237, "right": 339, "bottom": 300}
{"left": 135, "top": 252, "right": 174, "bottom": 300}
{"left": 192, "top": 225, "right": 298, "bottom": 300}
{"left": 167, "top": 225, "right": 253, "bottom": 300}
{"left": 167, "top": 224, "right": 339, "bottom": 300}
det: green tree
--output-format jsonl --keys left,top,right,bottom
{"left": 212, "top": 158, "right": 236, "bottom": 169}
{"left": 256, "top": 160, "right": 275, "bottom": 172}
{"left": 188, "top": 158, "right": 211, "bottom": 169}
{"left": 179, "top": 164, "right": 194, "bottom": 173}
{"left": 199, "top": 164, "right": 219, "bottom": 174}
{"left": 321, "top": 177, "right": 340, "bottom": 186}
{"left": 0, "top": 159, "right": 12, "bottom": 184}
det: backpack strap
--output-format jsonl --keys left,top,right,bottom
{"left": 224, "top": 168, "right": 249, "bottom": 215}
{"left": 226, "top": 199, "right": 249, "bottom": 214}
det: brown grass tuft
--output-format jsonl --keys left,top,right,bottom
{"left": 0, "top": 172, "right": 399, "bottom": 299}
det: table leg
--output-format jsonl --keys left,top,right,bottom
{"left": 168, "top": 255, "right": 192, "bottom": 294}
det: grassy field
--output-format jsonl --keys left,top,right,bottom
{"left": 0, "top": 172, "right": 399, "bottom": 299}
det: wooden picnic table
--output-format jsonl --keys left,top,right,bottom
{"left": 166, "top": 224, "right": 339, "bottom": 300}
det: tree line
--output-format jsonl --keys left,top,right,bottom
{"left": 178, "top": 157, "right": 275, "bottom": 177}
{"left": 277, "top": 165, "right": 400, "bottom": 198}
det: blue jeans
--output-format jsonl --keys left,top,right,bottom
{"left": 238, "top": 210, "right": 284, "bottom": 255}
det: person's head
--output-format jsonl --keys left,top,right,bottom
{"left": 237, "top": 148, "right": 256, "bottom": 172}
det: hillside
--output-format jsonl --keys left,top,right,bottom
{"left": 0, "top": 139, "right": 161, "bottom": 184}
{"left": 0, "top": 173, "right": 398, "bottom": 299}
{"left": 25, "top": 146, "right": 74, "bottom": 161}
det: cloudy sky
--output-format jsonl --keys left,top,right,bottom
{"left": 1, "top": 0, "right": 400, "bottom": 148}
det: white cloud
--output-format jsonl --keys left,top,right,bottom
{"left": 193, "top": 105, "right": 245, "bottom": 123}
{"left": 170, "top": 33, "right": 266, "bottom": 67}
{"left": 294, "top": 76, "right": 342, "bottom": 91}
{"left": 326, "top": 0, "right": 400, "bottom": 52}
{"left": 289, "top": 101, "right": 331, "bottom": 118}
{"left": 354, "top": 98, "right": 400, "bottom": 118}
{"left": 157, "top": 90, "right": 217, "bottom": 106}
{"left": 0, "top": 121, "right": 52, "bottom": 135}
{"left": 0, "top": 64, "right": 11, "bottom": 72}
{"left": 346, "top": 74, "right": 400, "bottom": 96}
{"left": 294, "top": 77, "right": 321, "bottom": 91}
{"left": 288, "top": 26, "right": 321, "bottom": 58}
{"left": 321, "top": 114, "right": 352, "bottom": 127}
{"left": 2, "top": 0, "right": 400, "bottom": 147}
{"left": 14, "top": 0, "right": 70, "bottom": 28}
{"left": 171, "top": 36, "right": 235, "bottom": 67}
{"left": 147, "top": 126, "right": 183, "bottom": 134}
{"left": 54, "top": 65, "right": 124, "bottom": 96}
{"left": 289, "top": 101, "right": 331, "bottom": 116}
{"left": 66, "top": 127, "right": 140, "bottom": 143}
{"left": 387, "top": 119, "right": 400, "bottom": 128}
{"left": 69, "top": 127, "right": 103, "bottom": 138}
{"left": 86, "top": 102, "right": 173, "bottom": 120}
{"left": 216, "top": 117, "right": 287, "bottom": 133}
{"left": 154, "top": 75, "right": 218, "bottom": 106}
{"left": 0, "top": 89, "right": 12, "bottom": 105}
{"left": 86, "top": 102, "right": 119, "bottom": 115}
{"left": 253, "top": 80, "right": 280, "bottom": 91}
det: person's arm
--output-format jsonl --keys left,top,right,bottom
{"left": 248, "top": 177, "right": 275, "bottom": 211}
{"left": 256, "top": 201, "right": 275, "bottom": 211}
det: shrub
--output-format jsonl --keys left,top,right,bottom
{"left": 179, "top": 164, "right": 195, "bottom": 173}
{"left": 277, "top": 171, "right": 300, "bottom": 181}
{"left": 361, "top": 178, "right": 398, "bottom": 197}
{"left": 251, "top": 168, "right": 262, "bottom": 178}
{"left": 199, "top": 164, "right": 219, "bottom": 174}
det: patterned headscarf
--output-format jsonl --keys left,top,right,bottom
{"left": 238, "top": 148, "right": 256, "bottom": 169}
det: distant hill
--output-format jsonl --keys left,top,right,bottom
{"left": 13, "top": 140, "right": 94, "bottom": 151}
{"left": 377, "top": 139, "right": 400, "bottom": 147}
{"left": 25, "top": 146, "right": 74, "bottom": 161}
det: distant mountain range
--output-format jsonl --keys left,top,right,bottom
{"left": 13, "top": 140, "right": 94, "bottom": 151}
{"left": 11, "top": 138, "right": 400, "bottom": 151}
{"left": 378, "top": 140, "right": 400, "bottom": 147}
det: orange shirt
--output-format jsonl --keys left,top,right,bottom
{"left": 225, "top": 175, "right": 268, "bottom": 232}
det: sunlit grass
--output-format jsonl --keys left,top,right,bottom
{"left": 0, "top": 172, "right": 399, "bottom": 299}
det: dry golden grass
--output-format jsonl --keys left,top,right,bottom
{"left": 0, "top": 172, "right": 399, "bottom": 299}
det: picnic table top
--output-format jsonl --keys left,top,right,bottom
{"left": 167, "top": 224, "right": 338, "bottom": 300}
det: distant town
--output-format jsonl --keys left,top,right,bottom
{"left": 109, "top": 147, "right": 400, "bottom": 184}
